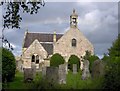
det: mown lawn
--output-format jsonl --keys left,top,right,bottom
{"left": 3, "top": 70, "right": 103, "bottom": 89}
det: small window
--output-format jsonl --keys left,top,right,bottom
{"left": 72, "top": 38, "right": 77, "bottom": 47}
{"left": 32, "top": 55, "right": 35, "bottom": 62}
{"left": 36, "top": 55, "right": 39, "bottom": 64}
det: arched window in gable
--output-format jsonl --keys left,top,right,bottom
{"left": 32, "top": 55, "right": 35, "bottom": 62}
{"left": 72, "top": 38, "right": 77, "bottom": 47}
{"left": 36, "top": 55, "right": 39, "bottom": 64}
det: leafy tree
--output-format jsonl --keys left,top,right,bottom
{"left": 102, "top": 34, "right": 120, "bottom": 89}
{"left": 50, "top": 53, "right": 65, "bottom": 67}
{"left": 2, "top": 47, "right": 16, "bottom": 83}
{"left": 0, "top": 1, "right": 45, "bottom": 50}
{"left": 108, "top": 34, "right": 120, "bottom": 57}
{"left": 0, "top": 1, "right": 45, "bottom": 29}
{"left": 68, "top": 55, "right": 80, "bottom": 72}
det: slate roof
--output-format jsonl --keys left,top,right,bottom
{"left": 23, "top": 32, "right": 63, "bottom": 55}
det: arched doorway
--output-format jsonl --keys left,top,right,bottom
{"left": 68, "top": 55, "right": 80, "bottom": 72}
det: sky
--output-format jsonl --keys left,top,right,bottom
{"left": 0, "top": 1, "right": 119, "bottom": 59}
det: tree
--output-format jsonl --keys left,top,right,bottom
{"left": 0, "top": 1, "right": 45, "bottom": 50}
{"left": 0, "top": 1, "right": 45, "bottom": 29}
{"left": 68, "top": 55, "right": 80, "bottom": 72}
{"left": 108, "top": 34, "right": 120, "bottom": 58}
{"left": 50, "top": 53, "right": 65, "bottom": 67}
{"left": 102, "top": 34, "right": 120, "bottom": 89}
{"left": 2, "top": 47, "right": 16, "bottom": 83}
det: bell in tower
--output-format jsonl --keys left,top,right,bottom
{"left": 70, "top": 9, "right": 78, "bottom": 28}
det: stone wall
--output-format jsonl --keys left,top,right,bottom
{"left": 54, "top": 27, "right": 94, "bottom": 62}
{"left": 22, "top": 39, "right": 48, "bottom": 68}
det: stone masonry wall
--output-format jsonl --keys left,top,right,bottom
{"left": 22, "top": 39, "right": 48, "bottom": 68}
{"left": 54, "top": 27, "right": 94, "bottom": 62}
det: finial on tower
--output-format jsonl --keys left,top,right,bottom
{"left": 73, "top": 9, "right": 75, "bottom": 13}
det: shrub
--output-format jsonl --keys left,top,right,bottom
{"left": 2, "top": 47, "right": 16, "bottom": 83}
{"left": 50, "top": 53, "right": 65, "bottom": 67}
{"left": 68, "top": 55, "right": 80, "bottom": 72}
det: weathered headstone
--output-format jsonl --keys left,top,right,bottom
{"left": 92, "top": 59, "right": 105, "bottom": 79}
{"left": 59, "top": 64, "right": 66, "bottom": 84}
{"left": 24, "top": 68, "right": 33, "bottom": 82}
{"left": 31, "top": 63, "right": 36, "bottom": 78}
{"left": 42, "top": 66, "right": 46, "bottom": 77}
{"left": 46, "top": 67, "right": 59, "bottom": 84}
{"left": 73, "top": 64, "right": 77, "bottom": 74}
{"left": 81, "top": 60, "right": 91, "bottom": 80}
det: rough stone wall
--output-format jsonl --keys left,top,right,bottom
{"left": 54, "top": 27, "right": 94, "bottom": 62}
{"left": 22, "top": 39, "right": 48, "bottom": 68}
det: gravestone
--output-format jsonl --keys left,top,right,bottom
{"left": 73, "top": 64, "right": 77, "bottom": 74}
{"left": 31, "top": 63, "right": 36, "bottom": 77}
{"left": 92, "top": 59, "right": 105, "bottom": 79}
{"left": 81, "top": 60, "right": 91, "bottom": 80}
{"left": 24, "top": 68, "right": 33, "bottom": 82}
{"left": 59, "top": 64, "right": 66, "bottom": 84}
{"left": 46, "top": 67, "right": 59, "bottom": 84}
{"left": 42, "top": 66, "right": 46, "bottom": 77}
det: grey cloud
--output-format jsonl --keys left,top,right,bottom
{"left": 1, "top": 2, "right": 118, "bottom": 57}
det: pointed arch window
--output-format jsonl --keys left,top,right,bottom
{"left": 36, "top": 55, "right": 39, "bottom": 64}
{"left": 72, "top": 38, "right": 77, "bottom": 47}
{"left": 32, "top": 55, "right": 35, "bottom": 62}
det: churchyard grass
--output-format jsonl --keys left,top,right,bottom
{"left": 3, "top": 71, "right": 42, "bottom": 89}
{"left": 3, "top": 70, "right": 103, "bottom": 89}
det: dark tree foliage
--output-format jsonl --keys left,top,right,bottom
{"left": 0, "top": 0, "right": 45, "bottom": 50}
{"left": 1, "top": 47, "right": 16, "bottom": 83}
{"left": 108, "top": 34, "right": 120, "bottom": 57}
{"left": 68, "top": 55, "right": 80, "bottom": 72}
{"left": 0, "top": 1, "right": 45, "bottom": 29}
{"left": 102, "top": 34, "right": 120, "bottom": 90}
{"left": 50, "top": 53, "right": 65, "bottom": 67}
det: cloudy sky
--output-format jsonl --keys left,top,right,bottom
{"left": 0, "top": 1, "right": 118, "bottom": 58}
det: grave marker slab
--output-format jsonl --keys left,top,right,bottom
{"left": 24, "top": 68, "right": 33, "bottom": 82}
{"left": 46, "top": 67, "right": 59, "bottom": 83}
{"left": 73, "top": 64, "right": 77, "bottom": 74}
{"left": 59, "top": 64, "right": 66, "bottom": 84}
{"left": 81, "top": 60, "right": 91, "bottom": 80}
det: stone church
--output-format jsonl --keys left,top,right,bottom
{"left": 21, "top": 9, "right": 94, "bottom": 70}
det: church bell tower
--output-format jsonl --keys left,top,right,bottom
{"left": 70, "top": 9, "right": 78, "bottom": 28}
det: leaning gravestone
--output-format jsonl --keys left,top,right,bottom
{"left": 73, "top": 64, "right": 77, "bottom": 74}
{"left": 81, "top": 60, "right": 91, "bottom": 80}
{"left": 46, "top": 67, "right": 59, "bottom": 84}
{"left": 92, "top": 59, "right": 105, "bottom": 79}
{"left": 24, "top": 68, "right": 33, "bottom": 82}
{"left": 59, "top": 64, "right": 66, "bottom": 84}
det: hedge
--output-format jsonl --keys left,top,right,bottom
{"left": 50, "top": 53, "right": 65, "bottom": 67}
{"left": 2, "top": 47, "right": 16, "bottom": 83}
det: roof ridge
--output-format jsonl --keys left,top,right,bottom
{"left": 27, "top": 32, "right": 63, "bottom": 35}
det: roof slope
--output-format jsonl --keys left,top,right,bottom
{"left": 23, "top": 32, "right": 63, "bottom": 48}
{"left": 23, "top": 32, "right": 63, "bottom": 55}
